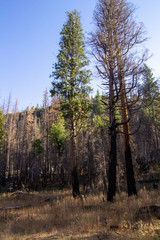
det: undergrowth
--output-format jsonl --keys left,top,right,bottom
{"left": 0, "top": 189, "right": 159, "bottom": 239}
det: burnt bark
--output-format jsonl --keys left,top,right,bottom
{"left": 107, "top": 122, "right": 117, "bottom": 202}
{"left": 119, "top": 73, "right": 137, "bottom": 196}
{"left": 125, "top": 144, "right": 137, "bottom": 196}
{"left": 71, "top": 166, "right": 80, "bottom": 198}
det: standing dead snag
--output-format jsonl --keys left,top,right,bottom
{"left": 116, "top": 56, "right": 137, "bottom": 196}
{"left": 90, "top": 0, "right": 121, "bottom": 201}
{"left": 118, "top": 71, "right": 137, "bottom": 196}
{"left": 107, "top": 65, "right": 118, "bottom": 201}
{"left": 113, "top": 0, "right": 148, "bottom": 196}
{"left": 90, "top": 0, "right": 148, "bottom": 200}
{"left": 107, "top": 119, "right": 117, "bottom": 201}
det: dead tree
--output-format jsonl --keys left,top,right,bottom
{"left": 90, "top": 0, "right": 148, "bottom": 200}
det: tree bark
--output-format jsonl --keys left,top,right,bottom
{"left": 119, "top": 73, "right": 137, "bottom": 196}
{"left": 107, "top": 67, "right": 117, "bottom": 202}
{"left": 107, "top": 121, "right": 117, "bottom": 201}
{"left": 125, "top": 144, "right": 137, "bottom": 196}
{"left": 71, "top": 118, "right": 80, "bottom": 198}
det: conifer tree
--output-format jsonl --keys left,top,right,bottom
{"left": 142, "top": 65, "right": 160, "bottom": 149}
{"left": 49, "top": 113, "right": 69, "bottom": 154}
{"left": 50, "top": 10, "right": 91, "bottom": 197}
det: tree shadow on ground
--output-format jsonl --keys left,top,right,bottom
{"left": 38, "top": 233, "right": 111, "bottom": 240}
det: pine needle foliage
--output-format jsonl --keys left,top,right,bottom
{"left": 50, "top": 10, "right": 92, "bottom": 128}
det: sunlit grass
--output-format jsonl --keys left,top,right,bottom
{"left": 0, "top": 189, "right": 159, "bottom": 239}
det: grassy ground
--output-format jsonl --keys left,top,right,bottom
{"left": 0, "top": 189, "right": 160, "bottom": 240}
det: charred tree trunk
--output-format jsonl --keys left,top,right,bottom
{"left": 119, "top": 73, "right": 137, "bottom": 196}
{"left": 107, "top": 120, "right": 117, "bottom": 201}
{"left": 125, "top": 144, "right": 137, "bottom": 196}
{"left": 123, "top": 122, "right": 137, "bottom": 196}
{"left": 71, "top": 166, "right": 80, "bottom": 198}
{"left": 107, "top": 66, "right": 117, "bottom": 202}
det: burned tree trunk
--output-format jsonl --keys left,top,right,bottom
{"left": 107, "top": 120, "right": 117, "bottom": 201}
{"left": 125, "top": 144, "right": 137, "bottom": 196}
{"left": 119, "top": 72, "right": 137, "bottom": 196}
{"left": 107, "top": 67, "right": 117, "bottom": 202}
{"left": 90, "top": 0, "right": 148, "bottom": 199}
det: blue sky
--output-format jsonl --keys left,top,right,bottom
{"left": 0, "top": 0, "right": 160, "bottom": 112}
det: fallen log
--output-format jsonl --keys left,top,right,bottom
{"left": 0, "top": 206, "right": 21, "bottom": 210}
{"left": 0, "top": 198, "right": 51, "bottom": 211}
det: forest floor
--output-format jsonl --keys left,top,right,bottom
{"left": 0, "top": 189, "right": 160, "bottom": 240}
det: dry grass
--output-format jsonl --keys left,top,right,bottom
{"left": 0, "top": 189, "right": 160, "bottom": 240}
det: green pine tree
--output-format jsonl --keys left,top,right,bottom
{"left": 142, "top": 64, "right": 160, "bottom": 148}
{"left": 92, "top": 91, "right": 108, "bottom": 130}
{"left": 32, "top": 138, "right": 44, "bottom": 157}
{"left": 142, "top": 64, "right": 159, "bottom": 105}
{"left": 49, "top": 113, "right": 69, "bottom": 153}
{"left": 50, "top": 10, "right": 92, "bottom": 197}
